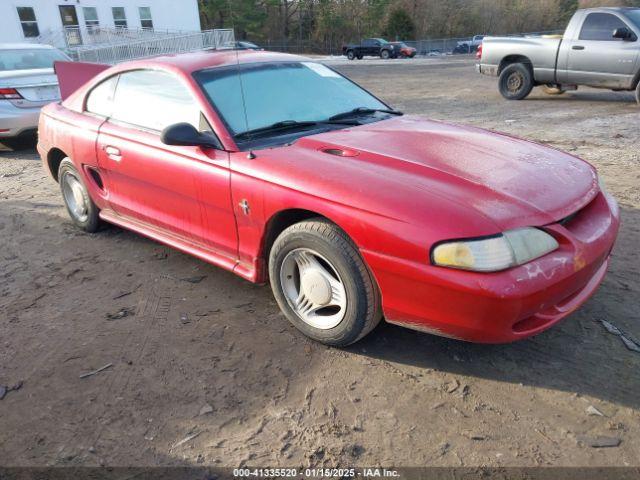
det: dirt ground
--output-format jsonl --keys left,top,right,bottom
{"left": 1, "top": 57, "right": 639, "bottom": 469}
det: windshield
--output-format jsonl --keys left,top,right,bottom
{"left": 0, "top": 48, "right": 69, "bottom": 72}
{"left": 626, "top": 9, "right": 640, "bottom": 28}
{"left": 194, "top": 61, "right": 388, "bottom": 140}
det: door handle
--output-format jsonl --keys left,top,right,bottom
{"left": 104, "top": 145, "right": 122, "bottom": 161}
{"left": 572, "top": 45, "right": 585, "bottom": 50}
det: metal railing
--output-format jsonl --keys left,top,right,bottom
{"left": 59, "top": 29, "right": 234, "bottom": 64}
{"left": 34, "top": 26, "right": 191, "bottom": 50}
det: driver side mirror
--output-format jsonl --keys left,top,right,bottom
{"left": 160, "top": 122, "right": 221, "bottom": 149}
{"left": 613, "top": 27, "right": 635, "bottom": 41}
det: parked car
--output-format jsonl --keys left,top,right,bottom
{"left": 39, "top": 50, "right": 619, "bottom": 346}
{"left": 220, "top": 41, "right": 263, "bottom": 51}
{"left": 389, "top": 42, "right": 417, "bottom": 58}
{"left": 454, "top": 35, "right": 484, "bottom": 54}
{"left": 477, "top": 7, "right": 640, "bottom": 103}
{"left": 342, "top": 38, "right": 397, "bottom": 60}
{"left": 0, "top": 43, "right": 70, "bottom": 149}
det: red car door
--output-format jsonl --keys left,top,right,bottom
{"left": 94, "top": 69, "right": 238, "bottom": 260}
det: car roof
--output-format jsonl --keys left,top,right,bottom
{"left": 0, "top": 43, "right": 58, "bottom": 50}
{"left": 117, "top": 49, "right": 309, "bottom": 74}
{"left": 582, "top": 6, "right": 640, "bottom": 13}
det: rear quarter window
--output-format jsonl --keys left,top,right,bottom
{"left": 86, "top": 76, "right": 118, "bottom": 117}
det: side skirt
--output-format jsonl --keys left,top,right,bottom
{"left": 99, "top": 209, "right": 255, "bottom": 282}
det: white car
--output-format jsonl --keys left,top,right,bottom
{"left": 0, "top": 43, "right": 70, "bottom": 149}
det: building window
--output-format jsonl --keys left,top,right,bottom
{"left": 112, "top": 7, "right": 127, "bottom": 28}
{"left": 83, "top": 7, "right": 99, "bottom": 29}
{"left": 138, "top": 7, "right": 153, "bottom": 30}
{"left": 17, "top": 7, "right": 40, "bottom": 38}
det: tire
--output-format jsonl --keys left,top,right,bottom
{"left": 346, "top": 50, "right": 355, "bottom": 61}
{"left": 356, "top": 53, "right": 363, "bottom": 60}
{"left": 498, "top": 63, "right": 534, "bottom": 100}
{"left": 380, "top": 49, "right": 390, "bottom": 60}
{"left": 541, "top": 84, "right": 566, "bottom": 95}
{"left": 58, "top": 158, "right": 101, "bottom": 233}
{"left": 0, "top": 135, "right": 36, "bottom": 151}
{"left": 269, "top": 218, "right": 382, "bottom": 347}
{"left": 636, "top": 81, "right": 640, "bottom": 105}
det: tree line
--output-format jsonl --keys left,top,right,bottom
{"left": 199, "top": 0, "right": 640, "bottom": 52}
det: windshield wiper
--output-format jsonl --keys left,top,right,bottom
{"left": 235, "top": 119, "right": 359, "bottom": 140}
{"left": 328, "top": 107, "right": 403, "bottom": 122}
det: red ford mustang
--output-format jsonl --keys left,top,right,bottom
{"left": 38, "top": 51, "right": 619, "bottom": 346}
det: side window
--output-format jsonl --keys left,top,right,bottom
{"left": 362, "top": 39, "right": 372, "bottom": 47}
{"left": 110, "top": 70, "right": 201, "bottom": 131}
{"left": 579, "top": 13, "right": 629, "bottom": 41}
{"left": 86, "top": 76, "right": 118, "bottom": 117}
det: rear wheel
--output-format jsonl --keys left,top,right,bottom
{"left": 541, "top": 84, "right": 566, "bottom": 95}
{"left": 58, "top": 158, "right": 101, "bottom": 233}
{"left": 380, "top": 49, "right": 390, "bottom": 60}
{"left": 498, "top": 63, "right": 534, "bottom": 100}
{"left": 269, "top": 218, "right": 382, "bottom": 347}
{"left": 346, "top": 50, "right": 355, "bottom": 60}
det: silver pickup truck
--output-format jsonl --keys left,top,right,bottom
{"left": 477, "top": 7, "right": 640, "bottom": 104}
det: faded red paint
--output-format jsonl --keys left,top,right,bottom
{"left": 39, "top": 51, "right": 620, "bottom": 343}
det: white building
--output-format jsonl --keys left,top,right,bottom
{"left": 0, "top": 0, "right": 201, "bottom": 46}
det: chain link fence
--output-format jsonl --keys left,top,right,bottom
{"left": 259, "top": 30, "right": 564, "bottom": 57}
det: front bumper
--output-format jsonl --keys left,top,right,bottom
{"left": 363, "top": 191, "right": 620, "bottom": 343}
{"left": 0, "top": 101, "right": 42, "bottom": 138}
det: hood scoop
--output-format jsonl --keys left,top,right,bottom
{"left": 321, "top": 147, "right": 359, "bottom": 158}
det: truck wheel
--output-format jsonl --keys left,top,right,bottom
{"left": 347, "top": 50, "right": 356, "bottom": 60}
{"left": 380, "top": 49, "right": 390, "bottom": 60}
{"left": 356, "top": 53, "right": 363, "bottom": 60}
{"left": 269, "top": 218, "right": 382, "bottom": 347}
{"left": 498, "top": 63, "right": 534, "bottom": 100}
{"left": 541, "top": 84, "right": 566, "bottom": 95}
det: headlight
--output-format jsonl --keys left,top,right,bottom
{"left": 432, "top": 227, "right": 559, "bottom": 272}
{"left": 598, "top": 175, "right": 607, "bottom": 194}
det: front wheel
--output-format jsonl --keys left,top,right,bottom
{"left": 498, "top": 63, "right": 534, "bottom": 100}
{"left": 58, "top": 158, "right": 101, "bottom": 232}
{"left": 269, "top": 219, "right": 382, "bottom": 347}
{"left": 380, "top": 49, "right": 390, "bottom": 60}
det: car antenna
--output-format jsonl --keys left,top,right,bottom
{"left": 227, "top": 0, "right": 255, "bottom": 160}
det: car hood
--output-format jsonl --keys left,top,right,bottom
{"left": 272, "top": 116, "right": 598, "bottom": 232}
